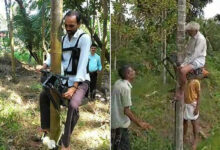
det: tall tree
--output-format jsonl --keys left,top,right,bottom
{"left": 50, "top": 0, "right": 63, "bottom": 144}
{"left": 4, "top": 0, "right": 16, "bottom": 81}
{"left": 175, "top": 0, "right": 186, "bottom": 149}
{"left": 97, "top": 0, "right": 108, "bottom": 89}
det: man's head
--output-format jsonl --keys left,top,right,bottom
{"left": 185, "top": 21, "right": 200, "bottom": 37}
{"left": 118, "top": 65, "right": 136, "bottom": 82}
{"left": 91, "top": 43, "right": 97, "bottom": 55}
{"left": 64, "top": 11, "right": 81, "bottom": 37}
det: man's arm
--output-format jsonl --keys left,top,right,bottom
{"left": 124, "top": 107, "right": 152, "bottom": 130}
{"left": 62, "top": 82, "right": 79, "bottom": 99}
{"left": 97, "top": 55, "right": 102, "bottom": 71}
{"left": 36, "top": 53, "right": 51, "bottom": 72}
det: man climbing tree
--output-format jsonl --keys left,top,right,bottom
{"left": 39, "top": 10, "right": 91, "bottom": 150}
{"left": 176, "top": 22, "right": 207, "bottom": 100}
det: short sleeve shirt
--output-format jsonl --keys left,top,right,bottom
{"left": 184, "top": 79, "right": 200, "bottom": 104}
{"left": 111, "top": 79, "right": 132, "bottom": 129}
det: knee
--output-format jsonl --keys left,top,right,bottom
{"left": 69, "top": 99, "right": 80, "bottom": 110}
{"left": 180, "top": 68, "right": 187, "bottom": 75}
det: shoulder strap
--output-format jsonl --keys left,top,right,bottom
{"left": 62, "top": 35, "right": 67, "bottom": 49}
{"left": 74, "top": 33, "right": 86, "bottom": 48}
{"left": 64, "top": 33, "right": 86, "bottom": 75}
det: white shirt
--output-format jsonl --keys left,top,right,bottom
{"left": 181, "top": 31, "right": 207, "bottom": 66}
{"left": 111, "top": 79, "right": 132, "bottom": 129}
{"left": 44, "top": 29, "right": 91, "bottom": 86}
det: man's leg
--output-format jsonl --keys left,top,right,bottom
{"left": 179, "top": 65, "right": 193, "bottom": 90}
{"left": 183, "top": 119, "right": 188, "bottom": 142}
{"left": 191, "top": 120, "right": 198, "bottom": 150}
{"left": 62, "top": 82, "right": 88, "bottom": 148}
{"left": 120, "top": 128, "right": 130, "bottom": 150}
{"left": 111, "top": 128, "right": 130, "bottom": 150}
{"left": 89, "top": 72, "right": 97, "bottom": 100}
{"left": 176, "top": 65, "right": 193, "bottom": 99}
{"left": 39, "top": 90, "right": 50, "bottom": 132}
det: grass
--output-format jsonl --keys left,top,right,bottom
{"left": 0, "top": 55, "right": 110, "bottom": 150}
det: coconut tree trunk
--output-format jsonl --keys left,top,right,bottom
{"left": 50, "top": 0, "right": 63, "bottom": 144}
{"left": 4, "top": 0, "right": 16, "bottom": 82}
{"left": 175, "top": 0, "right": 186, "bottom": 149}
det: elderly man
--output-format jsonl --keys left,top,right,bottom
{"left": 111, "top": 65, "right": 152, "bottom": 150}
{"left": 176, "top": 21, "right": 207, "bottom": 99}
{"left": 39, "top": 10, "right": 91, "bottom": 150}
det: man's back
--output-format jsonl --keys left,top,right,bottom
{"left": 184, "top": 79, "right": 200, "bottom": 104}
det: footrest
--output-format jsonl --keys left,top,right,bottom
{"left": 187, "top": 68, "right": 208, "bottom": 79}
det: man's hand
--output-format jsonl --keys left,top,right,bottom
{"left": 62, "top": 87, "right": 77, "bottom": 99}
{"left": 36, "top": 64, "right": 48, "bottom": 73}
{"left": 194, "top": 107, "right": 199, "bottom": 115}
{"left": 138, "top": 121, "right": 152, "bottom": 130}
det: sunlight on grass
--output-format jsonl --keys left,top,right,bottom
{"left": 74, "top": 127, "right": 110, "bottom": 149}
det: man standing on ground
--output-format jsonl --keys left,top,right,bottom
{"left": 111, "top": 65, "right": 152, "bottom": 150}
{"left": 39, "top": 10, "right": 91, "bottom": 150}
{"left": 183, "top": 77, "right": 201, "bottom": 150}
{"left": 89, "top": 43, "right": 102, "bottom": 100}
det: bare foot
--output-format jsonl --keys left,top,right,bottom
{"left": 38, "top": 128, "right": 49, "bottom": 133}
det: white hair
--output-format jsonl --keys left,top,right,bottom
{"left": 185, "top": 21, "right": 200, "bottom": 31}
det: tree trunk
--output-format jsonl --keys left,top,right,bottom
{"left": 175, "top": 0, "right": 186, "bottom": 149}
{"left": 50, "top": 0, "right": 63, "bottom": 144}
{"left": 162, "top": 10, "right": 167, "bottom": 84}
{"left": 41, "top": 1, "right": 47, "bottom": 64}
{"left": 97, "top": 0, "right": 108, "bottom": 89}
{"left": 5, "top": 0, "right": 16, "bottom": 82}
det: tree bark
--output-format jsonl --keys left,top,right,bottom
{"left": 5, "top": 0, "right": 16, "bottom": 81}
{"left": 50, "top": 0, "right": 63, "bottom": 144}
{"left": 97, "top": 0, "right": 108, "bottom": 89}
{"left": 163, "top": 10, "right": 167, "bottom": 84}
{"left": 175, "top": 0, "right": 186, "bottom": 149}
{"left": 41, "top": 1, "right": 47, "bottom": 64}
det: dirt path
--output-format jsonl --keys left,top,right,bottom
{"left": 0, "top": 57, "right": 110, "bottom": 150}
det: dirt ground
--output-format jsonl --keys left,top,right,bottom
{"left": 0, "top": 55, "right": 110, "bottom": 150}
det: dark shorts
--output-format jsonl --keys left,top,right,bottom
{"left": 111, "top": 128, "right": 130, "bottom": 150}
